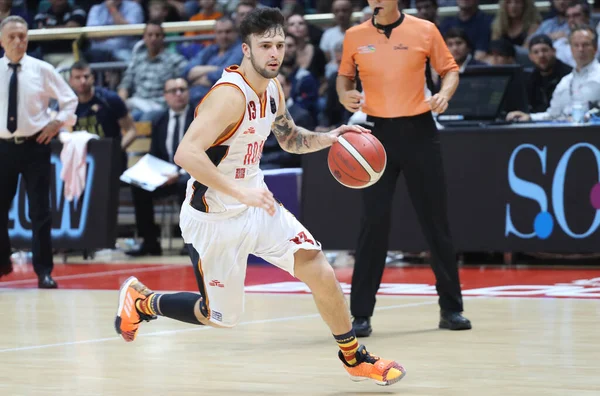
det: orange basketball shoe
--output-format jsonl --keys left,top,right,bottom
{"left": 339, "top": 345, "right": 406, "bottom": 386}
{"left": 115, "top": 276, "right": 156, "bottom": 342}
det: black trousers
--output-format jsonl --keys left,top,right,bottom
{"left": 131, "top": 177, "right": 188, "bottom": 243}
{"left": 0, "top": 139, "right": 53, "bottom": 276}
{"left": 350, "top": 111, "right": 464, "bottom": 317}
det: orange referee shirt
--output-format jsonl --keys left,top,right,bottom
{"left": 339, "top": 14, "right": 458, "bottom": 118}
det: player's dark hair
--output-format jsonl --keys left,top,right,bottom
{"left": 238, "top": 7, "right": 285, "bottom": 46}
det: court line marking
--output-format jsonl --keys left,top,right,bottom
{"left": 0, "top": 299, "right": 439, "bottom": 354}
{"left": 0, "top": 265, "right": 180, "bottom": 286}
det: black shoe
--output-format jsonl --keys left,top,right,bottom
{"left": 38, "top": 274, "right": 58, "bottom": 289}
{"left": 352, "top": 316, "right": 372, "bottom": 337}
{"left": 439, "top": 311, "right": 471, "bottom": 330}
{"left": 125, "top": 242, "right": 162, "bottom": 257}
{"left": 0, "top": 262, "right": 13, "bottom": 278}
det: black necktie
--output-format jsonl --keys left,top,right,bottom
{"left": 7, "top": 63, "right": 20, "bottom": 133}
{"left": 171, "top": 114, "right": 180, "bottom": 162}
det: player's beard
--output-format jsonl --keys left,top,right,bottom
{"left": 250, "top": 52, "right": 280, "bottom": 79}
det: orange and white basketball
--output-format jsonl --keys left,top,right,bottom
{"left": 327, "top": 133, "right": 387, "bottom": 189}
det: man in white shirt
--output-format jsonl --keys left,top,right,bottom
{"left": 507, "top": 25, "right": 600, "bottom": 122}
{"left": 553, "top": 0, "right": 599, "bottom": 68}
{"left": 319, "top": 0, "right": 353, "bottom": 64}
{"left": 0, "top": 16, "right": 78, "bottom": 288}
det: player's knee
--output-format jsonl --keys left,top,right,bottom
{"left": 294, "top": 250, "right": 334, "bottom": 281}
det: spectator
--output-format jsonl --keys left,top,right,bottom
{"left": 86, "top": 0, "right": 145, "bottom": 62}
{"left": 429, "top": 27, "right": 485, "bottom": 94}
{"left": 184, "top": 0, "right": 223, "bottom": 45}
{"left": 415, "top": 0, "right": 439, "bottom": 25}
{"left": 488, "top": 38, "right": 517, "bottom": 64}
{"left": 126, "top": 78, "right": 194, "bottom": 257}
{"left": 146, "top": 0, "right": 180, "bottom": 23}
{"left": 183, "top": 16, "right": 243, "bottom": 105}
{"left": 0, "top": 0, "right": 29, "bottom": 25}
{"left": 491, "top": 0, "right": 541, "bottom": 47}
{"left": 34, "top": 0, "right": 87, "bottom": 67}
{"left": 118, "top": 20, "right": 188, "bottom": 120}
{"left": 526, "top": 34, "right": 572, "bottom": 112}
{"left": 507, "top": 25, "right": 600, "bottom": 121}
{"left": 439, "top": 0, "right": 494, "bottom": 60}
{"left": 280, "top": 32, "right": 319, "bottom": 123}
{"left": 69, "top": 61, "right": 137, "bottom": 172}
{"left": 319, "top": 0, "right": 353, "bottom": 63}
{"left": 554, "top": 0, "right": 599, "bottom": 67}
{"left": 532, "top": 0, "right": 570, "bottom": 41}
{"left": 445, "top": 27, "right": 487, "bottom": 71}
{"left": 234, "top": 0, "right": 256, "bottom": 28}
{"left": 217, "top": 0, "right": 266, "bottom": 15}
{"left": 260, "top": 72, "right": 306, "bottom": 170}
{"left": 359, "top": 5, "right": 372, "bottom": 23}
{"left": 286, "top": 13, "right": 327, "bottom": 79}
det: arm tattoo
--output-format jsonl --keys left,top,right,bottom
{"left": 272, "top": 108, "right": 324, "bottom": 154}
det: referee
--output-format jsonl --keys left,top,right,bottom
{"left": 0, "top": 16, "right": 78, "bottom": 288}
{"left": 337, "top": 1, "right": 471, "bottom": 335}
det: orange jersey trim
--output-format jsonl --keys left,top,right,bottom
{"left": 193, "top": 82, "right": 247, "bottom": 147}
{"left": 197, "top": 258, "right": 211, "bottom": 320}
{"left": 225, "top": 65, "right": 268, "bottom": 118}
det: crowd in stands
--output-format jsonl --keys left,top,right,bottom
{"left": 1, "top": 0, "right": 600, "bottom": 170}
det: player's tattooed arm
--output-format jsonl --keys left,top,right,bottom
{"left": 272, "top": 108, "right": 333, "bottom": 154}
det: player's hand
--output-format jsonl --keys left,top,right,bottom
{"left": 324, "top": 124, "right": 371, "bottom": 146}
{"left": 506, "top": 111, "right": 531, "bottom": 122}
{"left": 340, "top": 90, "right": 363, "bottom": 113}
{"left": 425, "top": 94, "right": 449, "bottom": 114}
{"left": 238, "top": 187, "right": 276, "bottom": 216}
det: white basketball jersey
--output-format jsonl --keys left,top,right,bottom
{"left": 184, "top": 65, "right": 282, "bottom": 218}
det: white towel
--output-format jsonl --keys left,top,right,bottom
{"left": 59, "top": 131, "right": 99, "bottom": 202}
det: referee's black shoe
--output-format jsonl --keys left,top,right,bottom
{"left": 352, "top": 316, "right": 373, "bottom": 337}
{"left": 38, "top": 274, "right": 58, "bottom": 289}
{"left": 439, "top": 311, "right": 472, "bottom": 330}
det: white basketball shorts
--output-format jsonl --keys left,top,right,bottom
{"left": 179, "top": 203, "right": 321, "bottom": 327}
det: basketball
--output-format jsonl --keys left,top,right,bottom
{"left": 327, "top": 132, "right": 387, "bottom": 189}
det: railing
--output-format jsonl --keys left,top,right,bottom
{"left": 24, "top": 1, "right": 570, "bottom": 41}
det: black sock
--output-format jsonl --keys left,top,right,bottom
{"left": 155, "top": 292, "right": 206, "bottom": 325}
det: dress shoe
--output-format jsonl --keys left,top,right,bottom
{"left": 352, "top": 316, "right": 373, "bottom": 337}
{"left": 439, "top": 310, "right": 472, "bottom": 330}
{"left": 38, "top": 274, "right": 58, "bottom": 289}
{"left": 0, "top": 262, "right": 13, "bottom": 278}
{"left": 125, "top": 242, "right": 162, "bottom": 257}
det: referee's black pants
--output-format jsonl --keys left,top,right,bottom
{"left": 350, "top": 111, "right": 464, "bottom": 317}
{"left": 0, "top": 139, "right": 53, "bottom": 276}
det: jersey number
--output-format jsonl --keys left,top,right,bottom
{"left": 248, "top": 101, "right": 257, "bottom": 121}
{"left": 243, "top": 141, "right": 264, "bottom": 165}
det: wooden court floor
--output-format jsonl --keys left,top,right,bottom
{"left": 1, "top": 263, "right": 600, "bottom": 395}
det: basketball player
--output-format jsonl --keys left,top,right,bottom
{"left": 115, "top": 8, "right": 405, "bottom": 386}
